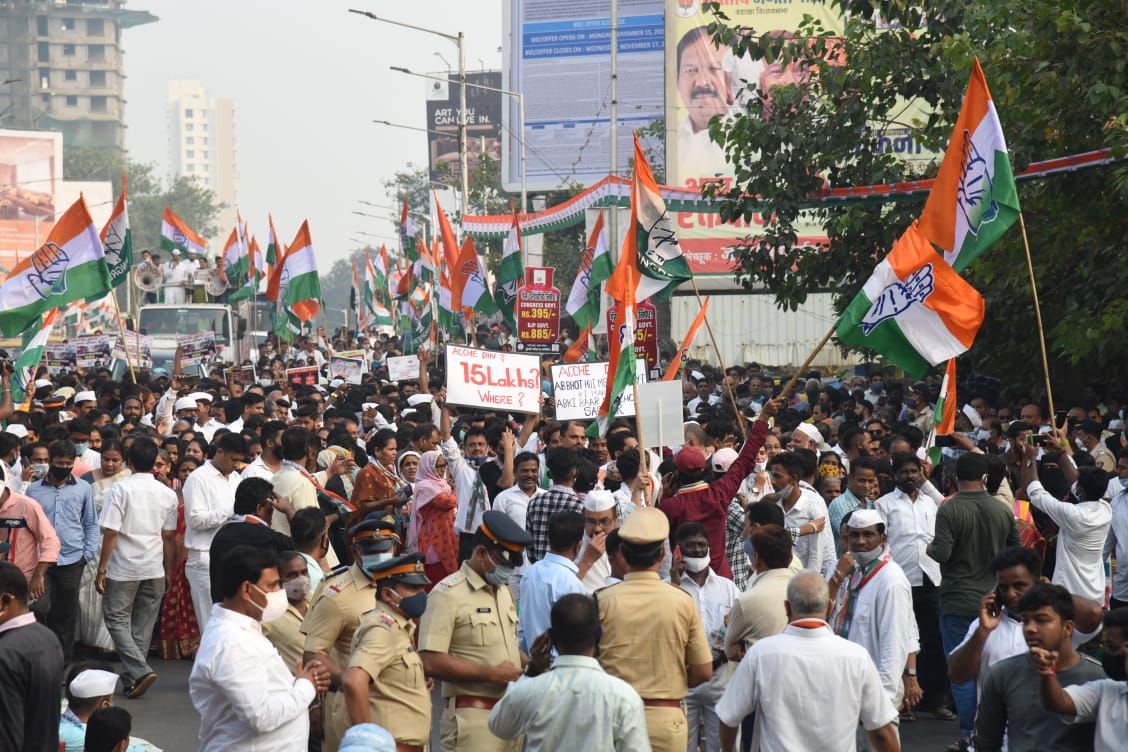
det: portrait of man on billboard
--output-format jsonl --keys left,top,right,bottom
{"left": 675, "top": 26, "right": 735, "bottom": 179}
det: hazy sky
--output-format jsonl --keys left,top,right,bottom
{"left": 125, "top": 0, "right": 502, "bottom": 268}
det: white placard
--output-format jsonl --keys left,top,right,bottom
{"left": 386, "top": 355, "right": 420, "bottom": 383}
{"left": 330, "top": 355, "right": 366, "bottom": 385}
{"left": 551, "top": 359, "right": 647, "bottom": 421}
{"left": 445, "top": 345, "right": 541, "bottom": 414}
{"left": 635, "top": 380, "right": 686, "bottom": 450}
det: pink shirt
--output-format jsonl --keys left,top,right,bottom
{"left": 0, "top": 490, "right": 61, "bottom": 582}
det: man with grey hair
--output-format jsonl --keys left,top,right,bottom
{"left": 717, "top": 571, "right": 900, "bottom": 752}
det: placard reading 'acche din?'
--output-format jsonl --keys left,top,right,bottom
{"left": 445, "top": 345, "right": 540, "bottom": 414}
{"left": 551, "top": 359, "right": 647, "bottom": 420}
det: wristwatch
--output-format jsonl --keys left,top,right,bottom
{"left": 903, "top": 668, "right": 918, "bottom": 676}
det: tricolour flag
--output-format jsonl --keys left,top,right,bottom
{"left": 590, "top": 227, "right": 641, "bottom": 438}
{"left": 266, "top": 213, "right": 284, "bottom": 270}
{"left": 0, "top": 196, "right": 112, "bottom": 336}
{"left": 918, "top": 58, "right": 1020, "bottom": 272}
{"left": 282, "top": 221, "right": 322, "bottom": 322}
{"left": 493, "top": 211, "right": 523, "bottom": 329}
{"left": 220, "top": 227, "right": 246, "bottom": 285}
{"left": 451, "top": 236, "right": 498, "bottom": 315}
{"left": 926, "top": 358, "right": 958, "bottom": 465}
{"left": 836, "top": 223, "right": 984, "bottom": 379}
{"left": 566, "top": 210, "right": 613, "bottom": 331}
{"left": 159, "top": 207, "right": 207, "bottom": 256}
{"left": 612, "top": 135, "right": 693, "bottom": 304}
{"left": 434, "top": 193, "right": 461, "bottom": 272}
{"left": 365, "top": 251, "right": 393, "bottom": 327}
{"left": 100, "top": 174, "right": 131, "bottom": 288}
{"left": 400, "top": 200, "right": 419, "bottom": 264}
{"left": 229, "top": 236, "right": 264, "bottom": 303}
{"left": 11, "top": 309, "right": 59, "bottom": 403}
{"left": 664, "top": 296, "right": 710, "bottom": 381}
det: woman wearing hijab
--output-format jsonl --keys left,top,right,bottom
{"left": 407, "top": 450, "right": 458, "bottom": 587}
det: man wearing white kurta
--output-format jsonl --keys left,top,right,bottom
{"left": 830, "top": 509, "right": 918, "bottom": 750}
{"left": 716, "top": 571, "right": 900, "bottom": 752}
{"left": 162, "top": 250, "right": 190, "bottom": 305}
{"left": 182, "top": 434, "right": 247, "bottom": 630}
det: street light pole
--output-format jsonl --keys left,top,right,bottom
{"left": 389, "top": 68, "right": 527, "bottom": 215}
{"left": 348, "top": 8, "right": 468, "bottom": 217}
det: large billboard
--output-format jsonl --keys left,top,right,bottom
{"left": 665, "top": 1, "right": 938, "bottom": 278}
{"left": 0, "top": 130, "right": 63, "bottom": 275}
{"left": 426, "top": 71, "right": 504, "bottom": 187}
{"left": 502, "top": 0, "right": 664, "bottom": 192}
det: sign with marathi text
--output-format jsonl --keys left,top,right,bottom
{"left": 445, "top": 345, "right": 540, "bottom": 414}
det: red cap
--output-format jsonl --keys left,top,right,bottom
{"left": 674, "top": 446, "right": 706, "bottom": 474}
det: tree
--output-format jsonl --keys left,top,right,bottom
{"left": 64, "top": 145, "right": 224, "bottom": 256}
{"left": 703, "top": 0, "right": 1128, "bottom": 395}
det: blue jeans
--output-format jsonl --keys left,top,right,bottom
{"left": 939, "top": 613, "right": 976, "bottom": 737}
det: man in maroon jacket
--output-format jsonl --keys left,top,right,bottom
{"left": 658, "top": 398, "right": 781, "bottom": 580}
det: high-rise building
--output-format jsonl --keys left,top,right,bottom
{"left": 0, "top": 0, "right": 156, "bottom": 150}
{"left": 167, "top": 79, "right": 237, "bottom": 239}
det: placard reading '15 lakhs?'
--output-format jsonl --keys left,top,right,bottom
{"left": 445, "top": 346, "right": 541, "bottom": 414}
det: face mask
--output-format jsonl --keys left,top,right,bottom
{"left": 31, "top": 463, "right": 48, "bottom": 478}
{"left": 250, "top": 584, "right": 289, "bottom": 622}
{"left": 391, "top": 589, "right": 428, "bottom": 619}
{"left": 1074, "top": 437, "right": 1085, "bottom": 450}
{"left": 180, "top": 416, "right": 196, "bottom": 427}
{"left": 682, "top": 554, "right": 710, "bottom": 573}
{"left": 48, "top": 465, "right": 71, "bottom": 481}
{"left": 467, "top": 454, "right": 489, "bottom": 468}
{"left": 73, "top": 442, "right": 89, "bottom": 455}
{"left": 976, "top": 429, "right": 992, "bottom": 442}
{"left": 484, "top": 563, "right": 515, "bottom": 587}
{"left": 1070, "top": 481, "right": 1083, "bottom": 501}
{"left": 1101, "top": 651, "right": 1127, "bottom": 682}
{"left": 852, "top": 547, "right": 882, "bottom": 566}
{"left": 361, "top": 552, "right": 394, "bottom": 572}
{"left": 350, "top": 466, "right": 361, "bottom": 480}
{"left": 895, "top": 479, "right": 919, "bottom": 495}
{"left": 754, "top": 462, "right": 766, "bottom": 474}
{"left": 1120, "top": 477, "right": 1128, "bottom": 489}
{"left": 282, "top": 575, "right": 311, "bottom": 602}
{"left": 776, "top": 483, "right": 794, "bottom": 500}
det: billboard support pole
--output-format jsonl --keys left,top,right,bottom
{"left": 458, "top": 31, "right": 469, "bottom": 221}
{"left": 608, "top": 0, "right": 618, "bottom": 262}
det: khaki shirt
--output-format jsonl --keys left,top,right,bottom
{"left": 417, "top": 562, "right": 520, "bottom": 699}
{"left": 596, "top": 570, "right": 712, "bottom": 700}
{"left": 302, "top": 565, "right": 377, "bottom": 666}
{"left": 262, "top": 602, "right": 307, "bottom": 673}
{"left": 346, "top": 601, "right": 430, "bottom": 745}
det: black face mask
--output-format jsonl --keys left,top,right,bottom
{"left": 1102, "top": 651, "right": 1127, "bottom": 682}
{"left": 48, "top": 465, "right": 71, "bottom": 481}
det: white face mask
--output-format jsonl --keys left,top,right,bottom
{"left": 852, "top": 547, "right": 883, "bottom": 566}
{"left": 250, "top": 584, "right": 289, "bottom": 623}
{"left": 683, "top": 554, "right": 710, "bottom": 573}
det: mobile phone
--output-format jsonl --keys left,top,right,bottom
{"left": 1055, "top": 410, "right": 1068, "bottom": 429}
{"left": 934, "top": 435, "right": 957, "bottom": 448}
{"left": 988, "top": 590, "right": 1001, "bottom": 617}
{"left": 1026, "top": 433, "right": 1048, "bottom": 447}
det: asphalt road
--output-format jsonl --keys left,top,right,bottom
{"left": 126, "top": 656, "right": 961, "bottom": 751}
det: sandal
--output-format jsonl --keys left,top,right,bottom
{"left": 899, "top": 708, "right": 916, "bottom": 722}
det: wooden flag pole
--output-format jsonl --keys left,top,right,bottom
{"left": 108, "top": 292, "right": 138, "bottom": 383}
{"left": 778, "top": 324, "right": 837, "bottom": 400}
{"left": 1018, "top": 212, "right": 1056, "bottom": 420}
{"left": 688, "top": 278, "right": 745, "bottom": 438}
{"left": 632, "top": 381, "right": 648, "bottom": 482}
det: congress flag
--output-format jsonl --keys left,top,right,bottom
{"left": 918, "top": 59, "right": 1020, "bottom": 272}
{"left": 606, "top": 135, "right": 693, "bottom": 305}
{"left": 159, "top": 207, "right": 207, "bottom": 257}
{"left": 0, "top": 196, "right": 112, "bottom": 336}
{"left": 451, "top": 237, "right": 498, "bottom": 315}
{"left": 11, "top": 308, "right": 59, "bottom": 403}
{"left": 566, "top": 210, "right": 613, "bottom": 331}
{"left": 493, "top": 211, "right": 523, "bottom": 329}
{"left": 590, "top": 231, "right": 641, "bottom": 438}
{"left": 836, "top": 223, "right": 984, "bottom": 379}
{"left": 100, "top": 175, "right": 131, "bottom": 288}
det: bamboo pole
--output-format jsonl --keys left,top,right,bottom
{"left": 109, "top": 291, "right": 137, "bottom": 383}
{"left": 778, "top": 324, "right": 837, "bottom": 400}
{"left": 688, "top": 278, "right": 746, "bottom": 438}
{"left": 1018, "top": 212, "right": 1055, "bottom": 420}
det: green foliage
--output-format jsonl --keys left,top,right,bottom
{"left": 64, "top": 144, "right": 223, "bottom": 254}
{"left": 701, "top": 0, "right": 1128, "bottom": 394}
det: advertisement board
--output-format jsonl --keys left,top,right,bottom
{"left": 0, "top": 130, "right": 63, "bottom": 275}
{"left": 664, "top": 1, "right": 940, "bottom": 278}
{"left": 502, "top": 0, "right": 664, "bottom": 191}
{"left": 426, "top": 71, "right": 504, "bottom": 187}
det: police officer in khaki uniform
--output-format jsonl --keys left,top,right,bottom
{"left": 332, "top": 552, "right": 431, "bottom": 752}
{"left": 303, "top": 519, "right": 398, "bottom": 751}
{"left": 596, "top": 507, "right": 713, "bottom": 752}
{"left": 418, "top": 510, "right": 531, "bottom": 752}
